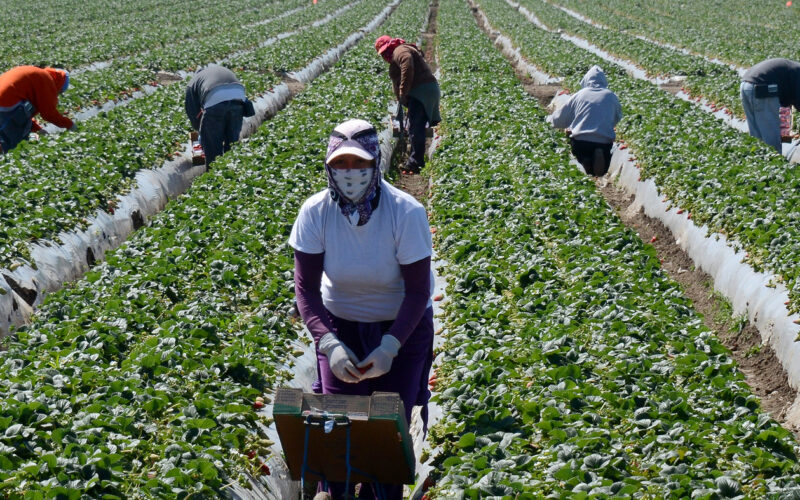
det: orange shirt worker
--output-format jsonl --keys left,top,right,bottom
{"left": 0, "top": 66, "right": 76, "bottom": 153}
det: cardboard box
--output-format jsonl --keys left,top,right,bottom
{"left": 273, "top": 388, "right": 415, "bottom": 485}
{"left": 190, "top": 131, "right": 205, "bottom": 165}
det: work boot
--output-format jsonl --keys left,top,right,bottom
{"left": 592, "top": 148, "right": 605, "bottom": 176}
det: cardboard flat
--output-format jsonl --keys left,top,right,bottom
{"left": 273, "top": 388, "right": 415, "bottom": 485}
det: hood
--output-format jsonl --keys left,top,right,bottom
{"left": 45, "top": 68, "right": 68, "bottom": 93}
{"left": 580, "top": 65, "right": 608, "bottom": 89}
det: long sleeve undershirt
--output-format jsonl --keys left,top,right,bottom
{"left": 294, "top": 250, "right": 431, "bottom": 347}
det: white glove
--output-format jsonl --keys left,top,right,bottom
{"left": 357, "top": 335, "right": 401, "bottom": 380}
{"left": 318, "top": 333, "right": 361, "bottom": 384}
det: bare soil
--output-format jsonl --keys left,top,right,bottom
{"left": 659, "top": 81, "right": 683, "bottom": 96}
{"left": 154, "top": 71, "right": 183, "bottom": 85}
{"left": 393, "top": 0, "right": 439, "bottom": 205}
{"left": 522, "top": 82, "right": 561, "bottom": 109}
{"left": 598, "top": 180, "right": 799, "bottom": 437}
{"left": 467, "top": 0, "right": 800, "bottom": 438}
{"left": 283, "top": 76, "right": 306, "bottom": 98}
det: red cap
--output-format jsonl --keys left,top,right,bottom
{"left": 374, "top": 35, "right": 392, "bottom": 54}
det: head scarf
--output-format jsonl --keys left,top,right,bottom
{"left": 325, "top": 119, "right": 382, "bottom": 226}
{"left": 375, "top": 36, "right": 407, "bottom": 63}
{"left": 45, "top": 68, "right": 69, "bottom": 93}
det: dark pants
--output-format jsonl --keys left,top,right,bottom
{"left": 199, "top": 100, "right": 243, "bottom": 166}
{"left": 0, "top": 102, "right": 34, "bottom": 153}
{"left": 315, "top": 307, "right": 434, "bottom": 500}
{"left": 570, "top": 138, "right": 613, "bottom": 176}
{"left": 405, "top": 97, "right": 428, "bottom": 172}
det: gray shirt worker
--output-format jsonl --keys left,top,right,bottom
{"left": 184, "top": 64, "right": 248, "bottom": 165}
{"left": 740, "top": 58, "right": 800, "bottom": 153}
{"left": 742, "top": 58, "right": 800, "bottom": 109}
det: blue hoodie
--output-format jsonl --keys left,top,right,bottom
{"left": 549, "top": 65, "right": 622, "bottom": 143}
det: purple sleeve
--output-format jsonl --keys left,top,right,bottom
{"left": 294, "top": 250, "right": 335, "bottom": 345}
{"left": 386, "top": 256, "right": 431, "bottom": 344}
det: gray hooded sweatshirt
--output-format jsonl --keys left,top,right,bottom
{"left": 549, "top": 65, "right": 622, "bottom": 144}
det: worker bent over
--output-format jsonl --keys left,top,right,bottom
{"left": 548, "top": 65, "right": 622, "bottom": 177}
{"left": 375, "top": 35, "right": 441, "bottom": 174}
{"left": 184, "top": 64, "right": 254, "bottom": 167}
{"left": 0, "top": 66, "right": 75, "bottom": 154}
{"left": 740, "top": 58, "right": 800, "bottom": 153}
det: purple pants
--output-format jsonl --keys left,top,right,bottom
{"left": 314, "top": 307, "right": 434, "bottom": 500}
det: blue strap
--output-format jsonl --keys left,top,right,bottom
{"left": 301, "top": 420, "right": 328, "bottom": 498}
{"left": 301, "top": 424, "right": 310, "bottom": 495}
{"left": 343, "top": 425, "right": 388, "bottom": 500}
{"left": 344, "top": 425, "right": 351, "bottom": 498}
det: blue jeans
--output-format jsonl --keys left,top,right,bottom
{"left": 405, "top": 97, "right": 428, "bottom": 171}
{"left": 0, "top": 102, "right": 34, "bottom": 153}
{"left": 740, "top": 81, "right": 781, "bottom": 152}
{"left": 199, "top": 100, "right": 243, "bottom": 165}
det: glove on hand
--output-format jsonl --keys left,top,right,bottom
{"left": 318, "top": 332, "right": 361, "bottom": 384}
{"left": 357, "top": 335, "right": 401, "bottom": 380}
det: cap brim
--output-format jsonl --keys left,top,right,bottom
{"left": 377, "top": 44, "right": 390, "bottom": 54}
{"left": 327, "top": 145, "right": 375, "bottom": 163}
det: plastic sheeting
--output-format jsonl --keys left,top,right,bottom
{"left": 0, "top": 0, "right": 402, "bottom": 337}
{"left": 549, "top": 2, "right": 746, "bottom": 76}
{"left": 547, "top": 91, "right": 800, "bottom": 397}
{"left": 605, "top": 148, "right": 800, "bottom": 390}
{"left": 471, "top": 3, "right": 560, "bottom": 85}
{"left": 503, "top": 0, "right": 782, "bottom": 159}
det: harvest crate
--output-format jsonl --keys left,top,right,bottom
{"left": 273, "top": 388, "right": 415, "bottom": 485}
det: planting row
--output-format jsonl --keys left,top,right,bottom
{"left": 58, "top": 0, "right": 350, "bottom": 112}
{"left": 0, "top": 0, "right": 394, "bottom": 270}
{"left": 544, "top": 0, "right": 800, "bottom": 68}
{"left": 1, "top": 0, "right": 296, "bottom": 71}
{"left": 475, "top": 0, "right": 800, "bottom": 317}
{"left": 512, "top": 0, "right": 744, "bottom": 117}
{"left": 0, "top": 0, "right": 430, "bottom": 496}
{"left": 423, "top": 0, "right": 800, "bottom": 497}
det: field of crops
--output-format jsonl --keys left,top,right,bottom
{"left": 2, "top": 0, "right": 800, "bottom": 497}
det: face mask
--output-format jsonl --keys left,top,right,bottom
{"left": 330, "top": 167, "right": 374, "bottom": 203}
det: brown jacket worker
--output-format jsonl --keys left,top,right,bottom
{"left": 375, "top": 35, "right": 441, "bottom": 174}
{"left": 0, "top": 66, "right": 75, "bottom": 154}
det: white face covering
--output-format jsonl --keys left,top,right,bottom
{"left": 330, "top": 167, "right": 374, "bottom": 203}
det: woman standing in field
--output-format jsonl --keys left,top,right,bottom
{"left": 289, "top": 118, "right": 435, "bottom": 499}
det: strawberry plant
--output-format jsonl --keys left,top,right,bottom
{"left": 543, "top": 0, "right": 800, "bottom": 68}
{"left": 422, "top": 0, "right": 800, "bottom": 496}
{"left": 0, "top": 0, "right": 395, "bottom": 270}
{"left": 473, "top": 0, "right": 800, "bottom": 316}
{"left": 0, "top": 0, "right": 429, "bottom": 495}
{"left": 512, "top": 0, "right": 745, "bottom": 117}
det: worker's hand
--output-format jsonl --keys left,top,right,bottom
{"left": 68, "top": 123, "right": 78, "bottom": 132}
{"left": 356, "top": 335, "right": 401, "bottom": 380}
{"left": 318, "top": 332, "right": 361, "bottom": 383}
{"left": 565, "top": 129, "right": 572, "bottom": 137}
